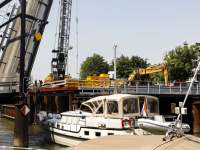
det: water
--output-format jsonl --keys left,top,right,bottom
{"left": 0, "top": 116, "right": 66, "bottom": 150}
{"left": 1, "top": 113, "right": 200, "bottom": 150}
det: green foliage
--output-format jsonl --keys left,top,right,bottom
{"left": 109, "top": 55, "right": 148, "bottom": 79}
{"left": 149, "top": 72, "right": 164, "bottom": 84}
{"left": 116, "top": 55, "right": 131, "bottom": 78}
{"left": 80, "top": 53, "right": 109, "bottom": 79}
{"left": 164, "top": 44, "right": 199, "bottom": 80}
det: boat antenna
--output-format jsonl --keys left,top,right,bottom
{"left": 163, "top": 60, "right": 200, "bottom": 141}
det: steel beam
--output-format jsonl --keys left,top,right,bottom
{"left": 0, "top": 14, "right": 21, "bottom": 29}
{"left": 19, "top": 0, "right": 26, "bottom": 96}
{"left": 25, "top": 0, "right": 53, "bottom": 78}
{"left": 0, "top": 0, "right": 12, "bottom": 9}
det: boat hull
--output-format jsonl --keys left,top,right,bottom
{"left": 39, "top": 121, "right": 150, "bottom": 146}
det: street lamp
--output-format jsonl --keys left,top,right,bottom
{"left": 67, "top": 46, "right": 73, "bottom": 75}
{"left": 113, "top": 45, "right": 117, "bottom": 93}
{"left": 183, "top": 41, "right": 188, "bottom": 46}
{"left": 145, "top": 58, "right": 149, "bottom": 81}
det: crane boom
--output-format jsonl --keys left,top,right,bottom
{"left": 128, "top": 62, "right": 169, "bottom": 86}
{"left": 52, "top": 0, "right": 72, "bottom": 80}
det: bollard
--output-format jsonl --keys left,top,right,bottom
{"left": 13, "top": 104, "right": 28, "bottom": 147}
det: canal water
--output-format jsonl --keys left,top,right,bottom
{"left": 0, "top": 114, "right": 66, "bottom": 150}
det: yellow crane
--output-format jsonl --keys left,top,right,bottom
{"left": 128, "top": 62, "right": 169, "bottom": 86}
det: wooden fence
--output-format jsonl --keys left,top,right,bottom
{"left": 1, "top": 104, "right": 15, "bottom": 119}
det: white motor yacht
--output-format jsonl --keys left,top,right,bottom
{"left": 37, "top": 94, "right": 157, "bottom": 146}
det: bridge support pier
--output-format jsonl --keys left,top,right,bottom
{"left": 13, "top": 103, "right": 28, "bottom": 147}
{"left": 192, "top": 101, "right": 200, "bottom": 133}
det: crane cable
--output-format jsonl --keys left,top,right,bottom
{"left": 53, "top": 0, "right": 61, "bottom": 51}
{"left": 76, "top": 0, "right": 78, "bottom": 74}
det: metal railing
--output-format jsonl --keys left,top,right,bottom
{"left": 78, "top": 80, "right": 200, "bottom": 95}
{"left": 0, "top": 76, "right": 18, "bottom": 93}
{"left": 27, "top": 78, "right": 200, "bottom": 95}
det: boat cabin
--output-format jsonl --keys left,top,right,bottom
{"left": 82, "top": 94, "right": 159, "bottom": 118}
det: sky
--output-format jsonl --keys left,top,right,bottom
{"left": 1, "top": 0, "right": 200, "bottom": 80}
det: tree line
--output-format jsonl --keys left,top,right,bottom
{"left": 80, "top": 44, "right": 199, "bottom": 82}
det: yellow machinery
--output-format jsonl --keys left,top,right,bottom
{"left": 128, "top": 62, "right": 169, "bottom": 86}
{"left": 44, "top": 73, "right": 111, "bottom": 88}
{"left": 80, "top": 74, "right": 110, "bottom": 87}
{"left": 44, "top": 72, "right": 70, "bottom": 83}
{"left": 43, "top": 62, "right": 169, "bottom": 88}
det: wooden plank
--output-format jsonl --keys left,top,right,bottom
{"left": 2, "top": 114, "right": 15, "bottom": 119}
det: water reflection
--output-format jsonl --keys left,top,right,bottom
{"left": 1, "top": 111, "right": 200, "bottom": 149}
{"left": 0, "top": 117, "right": 65, "bottom": 150}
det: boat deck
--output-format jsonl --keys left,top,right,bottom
{"left": 62, "top": 134, "right": 200, "bottom": 150}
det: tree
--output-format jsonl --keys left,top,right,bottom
{"left": 80, "top": 53, "right": 109, "bottom": 79}
{"left": 149, "top": 72, "right": 164, "bottom": 84}
{"left": 164, "top": 44, "right": 199, "bottom": 80}
{"left": 116, "top": 55, "right": 131, "bottom": 78}
{"left": 109, "top": 55, "right": 148, "bottom": 79}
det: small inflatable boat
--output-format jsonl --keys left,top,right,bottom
{"left": 137, "top": 115, "right": 190, "bottom": 134}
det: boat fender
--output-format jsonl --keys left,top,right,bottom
{"left": 56, "top": 114, "right": 61, "bottom": 119}
{"left": 48, "top": 113, "right": 53, "bottom": 119}
{"left": 52, "top": 113, "right": 56, "bottom": 119}
{"left": 37, "top": 114, "right": 44, "bottom": 121}
{"left": 39, "top": 111, "right": 47, "bottom": 118}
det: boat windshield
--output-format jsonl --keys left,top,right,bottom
{"left": 83, "top": 100, "right": 104, "bottom": 114}
{"left": 123, "top": 98, "right": 139, "bottom": 114}
{"left": 147, "top": 98, "right": 159, "bottom": 114}
{"left": 107, "top": 100, "right": 118, "bottom": 114}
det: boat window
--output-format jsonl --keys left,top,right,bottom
{"left": 92, "top": 101, "right": 99, "bottom": 108}
{"left": 147, "top": 98, "right": 159, "bottom": 114}
{"left": 96, "top": 104, "right": 103, "bottom": 114}
{"left": 95, "top": 132, "right": 101, "bottom": 137}
{"left": 107, "top": 100, "right": 118, "bottom": 114}
{"left": 123, "top": 98, "right": 139, "bottom": 114}
{"left": 84, "top": 131, "right": 89, "bottom": 135}
{"left": 80, "top": 105, "right": 92, "bottom": 113}
{"left": 84, "top": 102, "right": 95, "bottom": 111}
